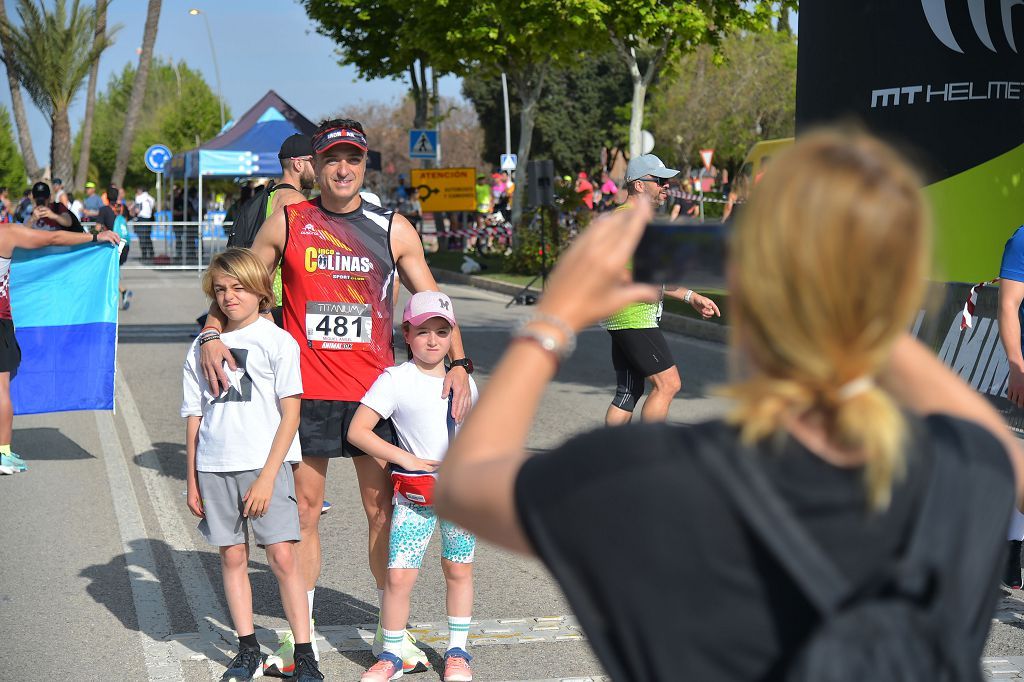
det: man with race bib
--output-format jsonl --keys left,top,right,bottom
{"left": 199, "top": 118, "right": 474, "bottom": 674}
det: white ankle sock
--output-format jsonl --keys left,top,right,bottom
{"left": 382, "top": 627, "right": 405, "bottom": 658}
{"left": 447, "top": 615, "right": 472, "bottom": 652}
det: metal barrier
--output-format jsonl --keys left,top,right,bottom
{"left": 86, "top": 217, "right": 233, "bottom": 270}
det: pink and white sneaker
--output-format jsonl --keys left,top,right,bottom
{"left": 361, "top": 652, "right": 404, "bottom": 681}
{"left": 443, "top": 648, "right": 473, "bottom": 682}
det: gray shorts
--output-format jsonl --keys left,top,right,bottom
{"left": 197, "top": 464, "right": 300, "bottom": 547}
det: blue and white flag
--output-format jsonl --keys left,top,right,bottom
{"left": 9, "top": 243, "right": 120, "bottom": 414}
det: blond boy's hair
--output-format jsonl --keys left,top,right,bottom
{"left": 202, "top": 248, "right": 274, "bottom": 312}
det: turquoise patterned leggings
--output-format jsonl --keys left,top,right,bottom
{"left": 388, "top": 494, "right": 476, "bottom": 569}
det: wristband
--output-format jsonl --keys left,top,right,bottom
{"left": 511, "top": 314, "right": 577, "bottom": 362}
{"left": 684, "top": 289, "right": 694, "bottom": 304}
{"left": 91, "top": 232, "right": 98, "bottom": 242}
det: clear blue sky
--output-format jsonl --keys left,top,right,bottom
{"left": 0, "top": 0, "right": 464, "bottom": 164}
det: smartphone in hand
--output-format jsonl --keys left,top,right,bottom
{"left": 632, "top": 220, "right": 728, "bottom": 287}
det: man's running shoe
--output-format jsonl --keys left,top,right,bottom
{"left": 443, "top": 648, "right": 473, "bottom": 682}
{"left": 122, "top": 289, "right": 133, "bottom": 311}
{"left": 1, "top": 453, "right": 26, "bottom": 473}
{"left": 263, "top": 630, "right": 294, "bottom": 677}
{"left": 1005, "top": 540, "right": 1023, "bottom": 590}
{"left": 220, "top": 647, "right": 266, "bottom": 681}
{"left": 321, "top": 500, "right": 332, "bottom": 515}
{"left": 293, "top": 651, "right": 324, "bottom": 681}
{"left": 361, "top": 652, "right": 403, "bottom": 681}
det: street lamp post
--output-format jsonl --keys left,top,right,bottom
{"left": 189, "top": 8, "right": 225, "bottom": 130}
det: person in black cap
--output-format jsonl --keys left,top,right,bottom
{"left": 28, "top": 182, "right": 82, "bottom": 233}
{"left": 265, "top": 133, "right": 316, "bottom": 312}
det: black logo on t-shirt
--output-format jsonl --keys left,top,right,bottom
{"left": 211, "top": 348, "right": 252, "bottom": 404}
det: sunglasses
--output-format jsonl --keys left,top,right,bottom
{"left": 637, "top": 177, "right": 671, "bottom": 187}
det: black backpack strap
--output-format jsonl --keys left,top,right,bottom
{"left": 698, "top": 427, "right": 851, "bottom": 616}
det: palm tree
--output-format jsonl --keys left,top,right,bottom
{"left": 0, "top": 0, "right": 41, "bottom": 181}
{"left": 75, "top": 0, "right": 108, "bottom": 192}
{"left": 111, "top": 0, "right": 162, "bottom": 189}
{"left": 0, "top": 0, "right": 118, "bottom": 186}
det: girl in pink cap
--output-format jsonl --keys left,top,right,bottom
{"left": 349, "top": 291, "right": 480, "bottom": 681}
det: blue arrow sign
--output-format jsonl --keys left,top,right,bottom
{"left": 409, "top": 129, "right": 439, "bottom": 159}
{"left": 144, "top": 144, "right": 172, "bottom": 173}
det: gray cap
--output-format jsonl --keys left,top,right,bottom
{"left": 625, "top": 154, "right": 680, "bottom": 182}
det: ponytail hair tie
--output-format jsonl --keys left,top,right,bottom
{"left": 837, "top": 376, "right": 875, "bottom": 401}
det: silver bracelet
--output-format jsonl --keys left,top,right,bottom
{"left": 683, "top": 289, "right": 694, "bottom": 304}
{"left": 511, "top": 314, "right": 577, "bottom": 362}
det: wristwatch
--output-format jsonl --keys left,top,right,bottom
{"left": 91, "top": 231, "right": 98, "bottom": 242}
{"left": 449, "top": 358, "right": 474, "bottom": 374}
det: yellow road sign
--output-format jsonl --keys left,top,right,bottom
{"left": 410, "top": 168, "right": 477, "bottom": 212}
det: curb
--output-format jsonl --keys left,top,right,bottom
{"left": 430, "top": 267, "right": 727, "bottom": 344}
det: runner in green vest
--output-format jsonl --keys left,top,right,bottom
{"left": 604, "top": 154, "right": 720, "bottom": 425}
{"left": 268, "top": 134, "right": 316, "bottom": 311}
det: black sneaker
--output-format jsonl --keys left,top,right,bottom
{"left": 1004, "top": 540, "right": 1023, "bottom": 589}
{"left": 294, "top": 651, "right": 325, "bottom": 681}
{"left": 221, "top": 647, "right": 266, "bottom": 681}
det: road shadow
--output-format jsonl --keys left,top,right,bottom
{"left": 460, "top": 326, "right": 721, "bottom": 400}
{"left": 12, "top": 427, "right": 94, "bottom": 461}
{"left": 119, "top": 323, "right": 197, "bottom": 345}
{"left": 134, "top": 442, "right": 187, "bottom": 481}
{"left": 80, "top": 538, "right": 381, "bottom": 668}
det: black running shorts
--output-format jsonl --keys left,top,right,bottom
{"left": 609, "top": 327, "right": 675, "bottom": 378}
{"left": 0, "top": 319, "right": 21, "bottom": 377}
{"left": 299, "top": 398, "right": 398, "bottom": 458}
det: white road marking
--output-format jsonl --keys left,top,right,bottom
{"left": 95, "top": 410, "right": 181, "bottom": 680}
{"left": 116, "top": 369, "right": 232, "bottom": 677}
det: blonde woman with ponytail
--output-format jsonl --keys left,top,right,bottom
{"left": 436, "top": 130, "right": 1024, "bottom": 681}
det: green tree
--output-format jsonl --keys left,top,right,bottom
{"left": 0, "top": 104, "right": 27, "bottom": 190}
{"left": 301, "top": 0, "right": 456, "bottom": 129}
{"left": 463, "top": 49, "right": 631, "bottom": 174}
{"left": 74, "top": 0, "right": 107, "bottom": 191}
{"left": 648, "top": 31, "right": 797, "bottom": 173}
{"left": 0, "top": 0, "right": 118, "bottom": 186}
{"left": 599, "top": 0, "right": 785, "bottom": 158}
{"left": 76, "top": 59, "right": 226, "bottom": 189}
{"left": 447, "top": 0, "right": 601, "bottom": 225}
{"left": 0, "top": 0, "right": 40, "bottom": 180}
{"left": 111, "top": 0, "right": 162, "bottom": 188}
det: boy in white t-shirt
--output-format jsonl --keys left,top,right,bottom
{"left": 349, "top": 291, "right": 480, "bottom": 682}
{"left": 181, "top": 248, "right": 322, "bottom": 682}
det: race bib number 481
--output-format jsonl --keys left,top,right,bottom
{"left": 305, "top": 301, "right": 372, "bottom": 349}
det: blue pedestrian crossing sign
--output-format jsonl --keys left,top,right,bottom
{"left": 409, "top": 129, "right": 439, "bottom": 159}
{"left": 500, "top": 154, "right": 517, "bottom": 171}
{"left": 144, "top": 144, "right": 172, "bottom": 173}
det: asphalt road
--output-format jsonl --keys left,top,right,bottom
{"left": 1, "top": 268, "right": 1022, "bottom": 681}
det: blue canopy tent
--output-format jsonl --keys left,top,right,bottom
{"left": 169, "top": 89, "right": 317, "bottom": 181}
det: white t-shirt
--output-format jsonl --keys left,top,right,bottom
{"left": 135, "top": 192, "right": 155, "bottom": 219}
{"left": 69, "top": 199, "right": 84, "bottom": 220}
{"left": 181, "top": 317, "right": 303, "bottom": 472}
{"left": 360, "top": 361, "right": 479, "bottom": 462}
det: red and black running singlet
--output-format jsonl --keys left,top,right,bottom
{"left": 281, "top": 198, "right": 397, "bottom": 401}
{"left": 0, "top": 255, "right": 11, "bottom": 320}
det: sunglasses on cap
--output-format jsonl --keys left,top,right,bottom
{"left": 312, "top": 127, "right": 368, "bottom": 155}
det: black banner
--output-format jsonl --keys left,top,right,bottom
{"left": 796, "top": 0, "right": 1024, "bottom": 183}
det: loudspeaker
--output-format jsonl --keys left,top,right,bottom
{"left": 526, "top": 159, "right": 555, "bottom": 207}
